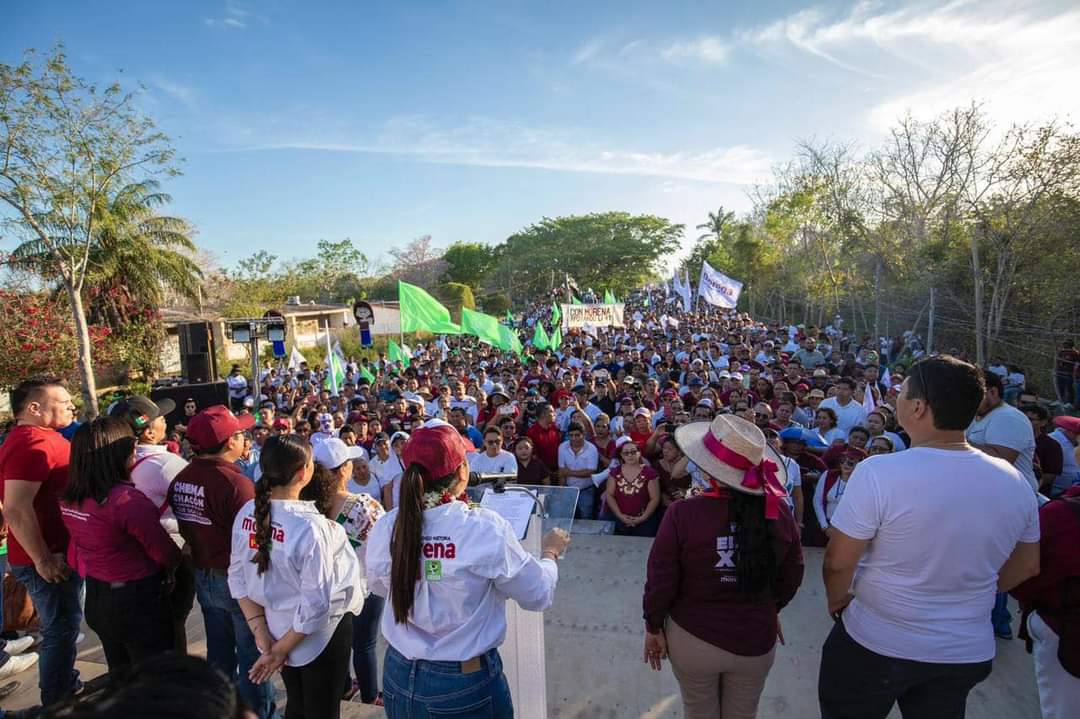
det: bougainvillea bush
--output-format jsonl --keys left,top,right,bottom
{"left": 0, "top": 290, "right": 113, "bottom": 394}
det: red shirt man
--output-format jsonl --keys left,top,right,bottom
{"left": 527, "top": 403, "right": 562, "bottom": 470}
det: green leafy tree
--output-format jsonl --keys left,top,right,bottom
{"left": 435, "top": 282, "right": 475, "bottom": 322}
{"left": 1, "top": 48, "right": 179, "bottom": 415}
{"left": 494, "top": 212, "right": 683, "bottom": 301}
{"left": 442, "top": 241, "right": 495, "bottom": 289}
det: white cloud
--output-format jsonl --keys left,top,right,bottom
{"left": 739, "top": 1, "right": 1080, "bottom": 130}
{"left": 221, "top": 116, "right": 774, "bottom": 185}
{"left": 572, "top": 34, "right": 729, "bottom": 68}
{"left": 149, "top": 76, "right": 196, "bottom": 108}
{"left": 660, "top": 37, "right": 730, "bottom": 65}
{"left": 203, "top": 1, "right": 255, "bottom": 30}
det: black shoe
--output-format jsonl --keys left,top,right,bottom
{"left": 995, "top": 628, "right": 1013, "bottom": 640}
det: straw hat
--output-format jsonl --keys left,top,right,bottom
{"left": 675, "top": 415, "right": 787, "bottom": 499}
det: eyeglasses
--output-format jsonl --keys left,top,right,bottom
{"left": 754, "top": 413, "right": 770, "bottom": 419}
{"left": 621, "top": 446, "right": 640, "bottom": 456}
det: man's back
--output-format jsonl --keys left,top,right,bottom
{"left": 831, "top": 447, "right": 1039, "bottom": 663}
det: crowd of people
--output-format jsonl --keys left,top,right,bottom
{"left": 0, "top": 285, "right": 1076, "bottom": 718}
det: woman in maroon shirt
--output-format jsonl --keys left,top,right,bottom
{"left": 642, "top": 415, "right": 804, "bottom": 719}
{"left": 605, "top": 437, "right": 661, "bottom": 537}
{"left": 60, "top": 417, "right": 180, "bottom": 674}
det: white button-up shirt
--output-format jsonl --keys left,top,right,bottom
{"left": 229, "top": 499, "right": 363, "bottom": 667}
{"left": 557, "top": 440, "right": 600, "bottom": 490}
{"left": 366, "top": 502, "right": 558, "bottom": 661}
{"left": 131, "top": 443, "right": 188, "bottom": 543}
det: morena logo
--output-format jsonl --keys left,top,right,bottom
{"left": 422, "top": 541, "right": 456, "bottom": 559}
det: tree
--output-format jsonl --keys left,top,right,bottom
{"left": 435, "top": 282, "right": 475, "bottom": 322}
{"left": 696, "top": 207, "right": 735, "bottom": 242}
{"left": 0, "top": 47, "right": 178, "bottom": 416}
{"left": 0, "top": 290, "right": 112, "bottom": 394}
{"left": 442, "top": 241, "right": 495, "bottom": 289}
{"left": 389, "top": 235, "right": 447, "bottom": 288}
{"left": 479, "top": 291, "right": 511, "bottom": 316}
{"left": 494, "top": 213, "right": 683, "bottom": 300}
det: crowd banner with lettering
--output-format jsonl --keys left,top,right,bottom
{"left": 561, "top": 303, "right": 625, "bottom": 328}
{"left": 697, "top": 261, "right": 743, "bottom": 309}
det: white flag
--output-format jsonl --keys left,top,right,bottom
{"left": 697, "top": 261, "right": 743, "bottom": 309}
{"left": 288, "top": 347, "right": 306, "bottom": 371}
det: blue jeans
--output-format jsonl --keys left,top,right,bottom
{"left": 351, "top": 592, "right": 385, "bottom": 702}
{"left": 11, "top": 564, "right": 83, "bottom": 707}
{"left": 382, "top": 645, "right": 513, "bottom": 718}
{"left": 574, "top": 485, "right": 596, "bottom": 520}
{"left": 193, "top": 569, "right": 276, "bottom": 719}
{"left": 992, "top": 592, "right": 1012, "bottom": 636}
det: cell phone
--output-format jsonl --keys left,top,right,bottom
{"left": 498, "top": 404, "right": 513, "bottom": 415}
{"left": 664, "top": 422, "right": 676, "bottom": 433}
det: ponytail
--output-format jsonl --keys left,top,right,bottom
{"left": 252, "top": 435, "right": 311, "bottom": 576}
{"left": 252, "top": 477, "right": 273, "bottom": 575}
{"left": 390, "top": 462, "right": 457, "bottom": 624}
{"left": 729, "top": 492, "right": 777, "bottom": 599}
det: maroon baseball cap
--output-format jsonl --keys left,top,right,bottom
{"left": 186, "top": 405, "right": 255, "bottom": 451}
{"left": 401, "top": 422, "right": 474, "bottom": 480}
{"left": 1053, "top": 416, "right": 1080, "bottom": 434}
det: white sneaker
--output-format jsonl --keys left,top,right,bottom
{"left": 0, "top": 652, "right": 39, "bottom": 679}
{"left": 2, "top": 636, "right": 34, "bottom": 656}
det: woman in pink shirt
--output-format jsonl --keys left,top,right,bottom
{"left": 61, "top": 417, "right": 180, "bottom": 674}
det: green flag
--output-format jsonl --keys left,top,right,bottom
{"left": 549, "top": 324, "right": 562, "bottom": 350}
{"left": 551, "top": 302, "right": 561, "bottom": 327}
{"left": 359, "top": 365, "right": 376, "bottom": 384}
{"left": 643, "top": 295, "right": 651, "bottom": 307}
{"left": 571, "top": 296, "right": 583, "bottom": 305}
{"left": 324, "top": 351, "right": 345, "bottom": 392}
{"left": 461, "top": 307, "right": 504, "bottom": 348}
{"left": 604, "top": 288, "right": 616, "bottom": 304}
{"left": 498, "top": 324, "right": 524, "bottom": 357}
{"left": 399, "top": 281, "right": 461, "bottom": 334}
{"left": 532, "top": 323, "right": 550, "bottom": 351}
{"left": 505, "top": 310, "right": 513, "bottom": 323}
{"left": 388, "top": 339, "right": 411, "bottom": 368}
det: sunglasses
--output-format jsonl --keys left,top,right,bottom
{"left": 621, "top": 446, "right": 640, "bottom": 455}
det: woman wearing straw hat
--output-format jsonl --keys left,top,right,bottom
{"left": 642, "top": 414, "right": 805, "bottom": 719}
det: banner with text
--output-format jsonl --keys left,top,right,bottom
{"left": 697, "top": 261, "right": 743, "bottom": 309}
{"left": 561, "top": 303, "right": 625, "bottom": 329}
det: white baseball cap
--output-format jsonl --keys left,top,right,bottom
{"left": 312, "top": 438, "right": 366, "bottom": 470}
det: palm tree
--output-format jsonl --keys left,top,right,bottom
{"left": 11, "top": 179, "right": 202, "bottom": 327}
{"left": 696, "top": 207, "right": 736, "bottom": 242}
{"left": 85, "top": 179, "right": 202, "bottom": 326}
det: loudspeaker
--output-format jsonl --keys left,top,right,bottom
{"left": 150, "top": 381, "right": 230, "bottom": 430}
{"left": 177, "top": 321, "right": 217, "bottom": 383}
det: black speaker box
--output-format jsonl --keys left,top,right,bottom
{"left": 177, "top": 322, "right": 217, "bottom": 382}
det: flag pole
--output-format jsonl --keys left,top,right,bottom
{"left": 325, "top": 319, "right": 339, "bottom": 396}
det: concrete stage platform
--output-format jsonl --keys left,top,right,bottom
{"left": 0, "top": 540, "right": 1041, "bottom": 718}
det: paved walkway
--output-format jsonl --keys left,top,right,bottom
{"left": 0, "top": 544, "right": 1041, "bottom": 718}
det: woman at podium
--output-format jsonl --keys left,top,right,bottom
{"left": 642, "top": 415, "right": 805, "bottom": 719}
{"left": 366, "top": 421, "right": 571, "bottom": 716}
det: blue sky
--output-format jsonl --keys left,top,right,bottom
{"left": 5, "top": 0, "right": 1078, "bottom": 272}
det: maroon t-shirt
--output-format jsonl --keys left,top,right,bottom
{"left": 643, "top": 490, "right": 804, "bottom": 656}
{"left": 1012, "top": 488, "right": 1080, "bottom": 635}
{"left": 167, "top": 456, "right": 254, "bottom": 571}
{"left": 0, "top": 425, "right": 72, "bottom": 566}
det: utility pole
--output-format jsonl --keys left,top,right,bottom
{"left": 873, "top": 259, "right": 881, "bottom": 341}
{"left": 927, "top": 287, "right": 936, "bottom": 355}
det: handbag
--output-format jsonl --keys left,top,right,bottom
{"left": 3, "top": 573, "right": 40, "bottom": 634}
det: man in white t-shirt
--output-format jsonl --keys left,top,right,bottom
{"left": 966, "top": 369, "right": 1039, "bottom": 640}
{"left": 226, "top": 365, "right": 248, "bottom": 412}
{"left": 820, "top": 356, "right": 1040, "bottom": 718}
{"left": 467, "top": 427, "right": 517, "bottom": 476}
{"left": 818, "top": 378, "right": 868, "bottom": 435}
